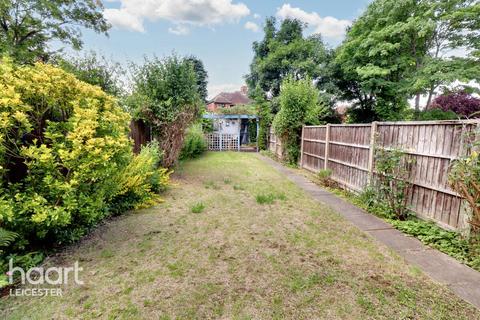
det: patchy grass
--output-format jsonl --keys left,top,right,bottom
{"left": 256, "top": 193, "right": 276, "bottom": 204}
{"left": 1, "top": 152, "right": 479, "bottom": 319}
{"left": 191, "top": 202, "right": 206, "bottom": 214}
{"left": 256, "top": 192, "right": 287, "bottom": 205}
{"left": 233, "top": 184, "right": 245, "bottom": 191}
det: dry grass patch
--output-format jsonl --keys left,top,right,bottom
{"left": 1, "top": 152, "right": 479, "bottom": 319}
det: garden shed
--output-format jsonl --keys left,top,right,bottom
{"left": 203, "top": 113, "right": 259, "bottom": 152}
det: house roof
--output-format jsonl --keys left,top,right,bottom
{"left": 203, "top": 113, "right": 258, "bottom": 119}
{"left": 210, "top": 91, "right": 251, "bottom": 105}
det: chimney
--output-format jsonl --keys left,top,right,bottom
{"left": 240, "top": 85, "right": 248, "bottom": 95}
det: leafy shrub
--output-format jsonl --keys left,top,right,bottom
{"left": 202, "top": 118, "right": 214, "bottom": 133}
{"left": 55, "top": 51, "right": 125, "bottom": 97}
{"left": 111, "top": 142, "right": 171, "bottom": 213}
{"left": 0, "top": 228, "right": 17, "bottom": 254}
{"left": 129, "top": 55, "right": 202, "bottom": 167}
{"left": 0, "top": 60, "right": 169, "bottom": 279}
{"left": 391, "top": 219, "right": 480, "bottom": 271}
{"left": 248, "top": 120, "right": 257, "bottom": 143}
{"left": 316, "top": 169, "right": 338, "bottom": 188}
{"left": 0, "top": 59, "right": 132, "bottom": 243}
{"left": 429, "top": 91, "right": 480, "bottom": 118}
{"left": 256, "top": 100, "right": 273, "bottom": 151}
{"left": 273, "top": 77, "right": 322, "bottom": 164}
{"left": 180, "top": 124, "right": 207, "bottom": 160}
{"left": 355, "top": 186, "right": 393, "bottom": 218}
{"left": 365, "top": 148, "right": 414, "bottom": 220}
{"left": 417, "top": 108, "right": 458, "bottom": 121}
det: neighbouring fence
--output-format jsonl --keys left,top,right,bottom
{"left": 268, "top": 129, "right": 283, "bottom": 159}
{"left": 130, "top": 119, "right": 151, "bottom": 154}
{"left": 206, "top": 133, "right": 240, "bottom": 151}
{"left": 269, "top": 120, "right": 480, "bottom": 230}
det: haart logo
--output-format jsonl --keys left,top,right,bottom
{"left": 7, "top": 259, "right": 83, "bottom": 297}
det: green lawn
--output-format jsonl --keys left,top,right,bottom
{"left": 1, "top": 152, "right": 479, "bottom": 319}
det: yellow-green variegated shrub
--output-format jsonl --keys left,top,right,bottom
{"left": 0, "top": 59, "right": 166, "bottom": 248}
{"left": 112, "top": 142, "right": 171, "bottom": 212}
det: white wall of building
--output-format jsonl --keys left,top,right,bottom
{"left": 213, "top": 119, "right": 240, "bottom": 135}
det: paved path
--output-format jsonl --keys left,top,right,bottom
{"left": 260, "top": 155, "right": 480, "bottom": 309}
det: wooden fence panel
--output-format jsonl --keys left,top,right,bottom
{"left": 283, "top": 119, "right": 480, "bottom": 231}
{"left": 327, "top": 125, "right": 371, "bottom": 191}
{"left": 268, "top": 128, "right": 283, "bottom": 159}
{"left": 302, "top": 126, "right": 326, "bottom": 171}
{"left": 374, "top": 122, "right": 478, "bottom": 229}
{"left": 130, "top": 119, "right": 151, "bottom": 154}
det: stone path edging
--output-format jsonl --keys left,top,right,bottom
{"left": 259, "top": 155, "right": 480, "bottom": 309}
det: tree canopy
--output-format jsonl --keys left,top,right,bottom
{"left": 56, "top": 52, "right": 125, "bottom": 97}
{"left": 186, "top": 56, "right": 209, "bottom": 103}
{"left": 0, "top": 0, "right": 109, "bottom": 63}
{"left": 335, "top": 0, "right": 480, "bottom": 122}
{"left": 246, "top": 17, "right": 331, "bottom": 99}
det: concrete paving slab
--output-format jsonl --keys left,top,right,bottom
{"left": 367, "top": 229, "right": 426, "bottom": 251}
{"left": 259, "top": 154, "right": 480, "bottom": 309}
{"left": 402, "top": 249, "right": 480, "bottom": 284}
{"left": 449, "top": 281, "right": 480, "bottom": 310}
{"left": 343, "top": 212, "right": 393, "bottom": 231}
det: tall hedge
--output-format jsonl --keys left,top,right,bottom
{"left": 130, "top": 56, "right": 202, "bottom": 167}
{"left": 272, "top": 77, "right": 321, "bottom": 164}
{"left": 0, "top": 59, "right": 166, "bottom": 249}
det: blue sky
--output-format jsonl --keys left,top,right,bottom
{"left": 79, "top": 1, "right": 371, "bottom": 97}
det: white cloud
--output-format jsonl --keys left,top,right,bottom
{"left": 105, "top": 0, "right": 250, "bottom": 33}
{"left": 208, "top": 83, "right": 242, "bottom": 99}
{"left": 104, "top": 8, "right": 145, "bottom": 32}
{"left": 168, "top": 24, "right": 190, "bottom": 35}
{"left": 253, "top": 13, "right": 261, "bottom": 19}
{"left": 276, "top": 4, "right": 350, "bottom": 40}
{"left": 244, "top": 21, "right": 259, "bottom": 32}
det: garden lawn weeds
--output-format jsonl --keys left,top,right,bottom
{"left": 2, "top": 152, "right": 479, "bottom": 320}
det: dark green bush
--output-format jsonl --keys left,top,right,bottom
{"left": 272, "top": 77, "right": 322, "bottom": 165}
{"left": 180, "top": 124, "right": 207, "bottom": 160}
{"left": 417, "top": 108, "right": 458, "bottom": 121}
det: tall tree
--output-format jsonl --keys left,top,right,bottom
{"left": 246, "top": 18, "right": 331, "bottom": 98}
{"left": 0, "top": 0, "right": 109, "bottom": 63}
{"left": 129, "top": 55, "right": 201, "bottom": 167}
{"left": 335, "top": 0, "right": 480, "bottom": 122}
{"left": 186, "top": 56, "right": 209, "bottom": 103}
{"left": 55, "top": 52, "right": 125, "bottom": 97}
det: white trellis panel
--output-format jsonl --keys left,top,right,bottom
{"left": 206, "top": 134, "right": 239, "bottom": 151}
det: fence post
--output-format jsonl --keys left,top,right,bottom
{"left": 237, "top": 117, "right": 241, "bottom": 151}
{"left": 367, "top": 121, "right": 378, "bottom": 183}
{"left": 299, "top": 126, "right": 305, "bottom": 168}
{"left": 219, "top": 133, "right": 223, "bottom": 151}
{"left": 324, "top": 124, "right": 330, "bottom": 170}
